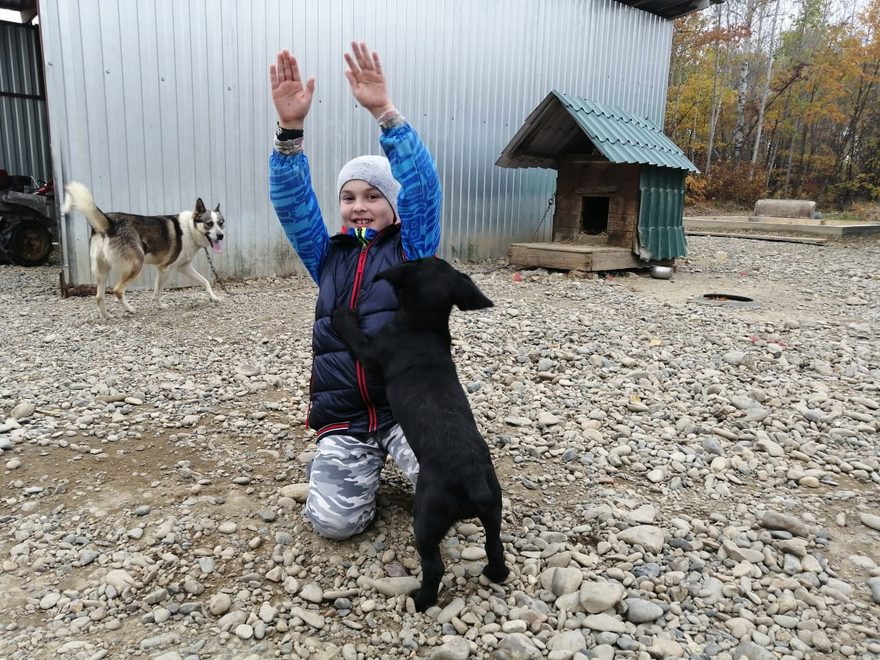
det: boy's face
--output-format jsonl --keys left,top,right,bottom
{"left": 340, "top": 180, "right": 395, "bottom": 233}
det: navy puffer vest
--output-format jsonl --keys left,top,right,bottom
{"left": 309, "top": 224, "right": 404, "bottom": 439}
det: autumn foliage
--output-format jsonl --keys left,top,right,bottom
{"left": 666, "top": 0, "right": 880, "bottom": 210}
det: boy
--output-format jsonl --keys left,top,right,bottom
{"left": 268, "top": 42, "right": 441, "bottom": 539}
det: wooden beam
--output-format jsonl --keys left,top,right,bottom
{"left": 509, "top": 243, "right": 645, "bottom": 272}
{"left": 685, "top": 231, "right": 827, "bottom": 245}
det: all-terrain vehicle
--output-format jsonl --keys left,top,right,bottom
{"left": 0, "top": 170, "right": 57, "bottom": 267}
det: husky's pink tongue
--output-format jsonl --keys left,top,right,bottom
{"left": 212, "top": 240, "right": 223, "bottom": 253}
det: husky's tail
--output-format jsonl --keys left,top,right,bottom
{"left": 62, "top": 181, "right": 110, "bottom": 234}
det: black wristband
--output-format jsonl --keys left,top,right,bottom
{"left": 276, "top": 124, "right": 304, "bottom": 141}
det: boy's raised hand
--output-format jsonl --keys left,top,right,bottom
{"left": 344, "top": 41, "right": 396, "bottom": 119}
{"left": 270, "top": 50, "right": 315, "bottom": 129}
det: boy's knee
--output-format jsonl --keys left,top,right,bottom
{"left": 305, "top": 502, "right": 372, "bottom": 540}
{"left": 308, "top": 513, "right": 357, "bottom": 540}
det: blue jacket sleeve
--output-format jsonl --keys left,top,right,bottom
{"left": 269, "top": 149, "right": 329, "bottom": 284}
{"left": 380, "top": 123, "right": 441, "bottom": 259}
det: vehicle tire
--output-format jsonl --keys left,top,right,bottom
{"left": 9, "top": 219, "right": 52, "bottom": 266}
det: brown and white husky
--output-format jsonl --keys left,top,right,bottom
{"left": 61, "top": 182, "right": 225, "bottom": 319}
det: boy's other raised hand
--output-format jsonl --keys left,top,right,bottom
{"left": 344, "top": 41, "right": 397, "bottom": 119}
{"left": 270, "top": 50, "right": 315, "bottom": 129}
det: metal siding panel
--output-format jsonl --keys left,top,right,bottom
{"left": 40, "top": 0, "right": 675, "bottom": 286}
{"left": 0, "top": 22, "right": 51, "bottom": 182}
{"left": 638, "top": 167, "right": 687, "bottom": 260}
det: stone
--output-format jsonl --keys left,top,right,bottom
{"left": 372, "top": 577, "right": 421, "bottom": 597}
{"left": 430, "top": 637, "right": 471, "bottom": 660}
{"left": 539, "top": 567, "right": 584, "bottom": 597}
{"left": 761, "top": 511, "right": 809, "bottom": 537}
{"left": 496, "top": 633, "right": 542, "bottom": 659}
{"left": 579, "top": 581, "right": 625, "bottom": 614}
{"left": 617, "top": 526, "right": 665, "bottom": 553}
{"left": 547, "top": 629, "right": 587, "bottom": 653}
{"left": 858, "top": 512, "right": 880, "bottom": 531}
{"left": 582, "top": 614, "right": 626, "bottom": 634}
{"left": 648, "top": 638, "right": 684, "bottom": 658}
{"left": 867, "top": 577, "right": 880, "bottom": 605}
{"left": 208, "top": 593, "right": 231, "bottom": 616}
{"left": 624, "top": 598, "right": 664, "bottom": 624}
{"left": 279, "top": 483, "right": 309, "bottom": 502}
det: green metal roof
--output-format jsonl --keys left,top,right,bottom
{"left": 497, "top": 91, "right": 698, "bottom": 173}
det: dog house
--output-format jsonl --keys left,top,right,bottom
{"left": 497, "top": 91, "right": 698, "bottom": 272}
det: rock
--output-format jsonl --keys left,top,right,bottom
{"left": 39, "top": 592, "right": 61, "bottom": 610}
{"left": 299, "top": 583, "right": 324, "bottom": 603}
{"left": 10, "top": 402, "right": 35, "bottom": 420}
{"left": 258, "top": 602, "right": 278, "bottom": 623}
{"left": 208, "top": 593, "right": 231, "bottom": 616}
{"left": 372, "top": 577, "right": 421, "bottom": 597}
{"left": 725, "top": 617, "right": 756, "bottom": 639}
{"left": 234, "top": 624, "right": 253, "bottom": 640}
{"left": 547, "top": 629, "right": 587, "bottom": 653}
{"left": 436, "top": 597, "right": 465, "bottom": 624}
{"left": 761, "top": 511, "right": 809, "bottom": 537}
{"left": 722, "top": 539, "right": 764, "bottom": 564}
{"left": 279, "top": 483, "right": 309, "bottom": 502}
{"left": 626, "top": 504, "right": 658, "bottom": 524}
{"left": 540, "top": 567, "right": 584, "bottom": 596}
{"left": 582, "top": 613, "right": 626, "bottom": 634}
{"left": 538, "top": 411, "right": 562, "bottom": 426}
{"left": 858, "top": 512, "right": 880, "bottom": 531}
{"left": 579, "top": 581, "right": 625, "bottom": 614}
{"left": 430, "top": 637, "right": 471, "bottom": 660}
{"left": 868, "top": 577, "right": 880, "bottom": 605}
{"left": 731, "top": 640, "right": 777, "bottom": 660}
{"left": 617, "top": 525, "right": 665, "bottom": 553}
{"left": 460, "top": 546, "right": 486, "bottom": 561}
{"left": 104, "top": 570, "right": 135, "bottom": 591}
{"left": 648, "top": 638, "right": 683, "bottom": 658}
{"left": 495, "top": 633, "right": 542, "bottom": 659}
{"left": 624, "top": 598, "right": 664, "bottom": 623}
{"left": 723, "top": 350, "right": 748, "bottom": 366}
{"left": 292, "top": 607, "right": 325, "bottom": 629}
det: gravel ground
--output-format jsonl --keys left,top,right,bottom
{"left": 1, "top": 235, "right": 879, "bottom": 660}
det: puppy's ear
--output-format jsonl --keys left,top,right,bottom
{"left": 454, "top": 272, "right": 493, "bottom": 310}
{"left": 195, "top": 198, "right": 207, "bottom": 214}
{"left": 376, "top": 261, "right": 417, "bottom": 288}
{"left": 214, "top": 203, "right": 221, "bottom": 212}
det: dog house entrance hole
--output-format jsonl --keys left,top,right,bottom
{"left": 582, "top": 196, "right": 609, "bottom": 235}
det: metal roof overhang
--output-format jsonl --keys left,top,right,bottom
{"left": 614, "top": 0, "right": 723, "bottom": 21}
{"left": 0, "top": 0, "right": 36, "bottom": 22}
{"left": 0, "top": 1, "right": 720, "bottom": 25}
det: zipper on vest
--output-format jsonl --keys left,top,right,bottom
{"left": 349, "top": 246, "right": 369, "bottom": 309}
{"left": 349, "top": 243, "right": 378, "bottom": 432}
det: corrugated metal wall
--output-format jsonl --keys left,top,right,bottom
{"left": 637, "top": 167, "right": 687, "bottom": 260}
{"left": 38, "top": 0, "right": 673, "bottom": 288}
{"left": 0, "top": 20, "right": 51, "bottom": 183}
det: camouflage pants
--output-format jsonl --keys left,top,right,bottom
{"left": 304, "top": 424, "right": 419, "bottom": 540}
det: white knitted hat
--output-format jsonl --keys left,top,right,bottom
{"left": 336, "top": 155, "right": 401, "bottom": 221}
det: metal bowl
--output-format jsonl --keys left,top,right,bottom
{"left": 649, "top": 265, "right": 674, "bottom": 280}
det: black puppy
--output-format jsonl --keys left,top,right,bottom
{"left": 331, "top": 257, "right": 510, "bottom": 611}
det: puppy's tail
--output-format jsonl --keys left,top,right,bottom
{"left": 62, "top": 181, "right": 110, "bottom": 234}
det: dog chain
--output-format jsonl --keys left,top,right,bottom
{"left": 531, "top": 191, "right": 557, "bottom": 241}
{"left": 203, "top": 247, "right": 232, "bottom": 296}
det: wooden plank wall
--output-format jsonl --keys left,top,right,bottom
{"left": 553, "top": 162, "right": 641, "bottom": 249}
